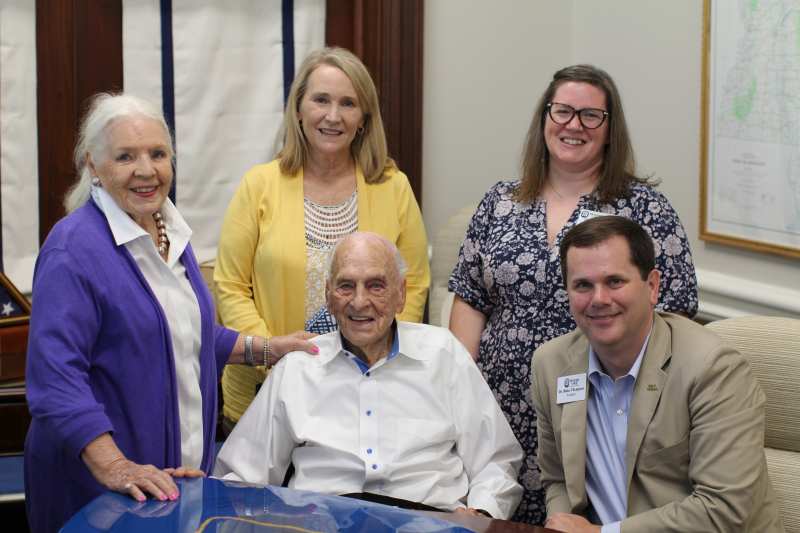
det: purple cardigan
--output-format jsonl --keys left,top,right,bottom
{"left": 24, "top": 199, "right": 238, "bottom": 533}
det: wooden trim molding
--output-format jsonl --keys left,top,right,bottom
{"left": 326, "top": 0, "right": 424, "bottom": 205}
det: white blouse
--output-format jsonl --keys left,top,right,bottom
{"left": 92, "top": 186, "right": 203, "bottom": 468}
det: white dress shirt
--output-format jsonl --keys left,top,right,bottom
{"left": 92, "top": 186, "right": 203, "bottom": 468}
{"left": 213, "top": 321, "right": 523, "bottom": 519}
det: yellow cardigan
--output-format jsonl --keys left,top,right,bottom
{"left": 215, "top": 160, "right": 430, "bottom": 421}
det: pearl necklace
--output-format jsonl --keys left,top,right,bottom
{"left": 152, "top": 211, "right": 170, "bottom": 257}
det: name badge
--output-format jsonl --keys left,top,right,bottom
{"left": 575, "top": 209, "right": 610, "bottom": 225}
{"left": 556, "top": 373, "right": 587, "bottom": 404}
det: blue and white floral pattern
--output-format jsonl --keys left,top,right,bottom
{"left": 449, "top": 180, "right": 698, "bottom": 524}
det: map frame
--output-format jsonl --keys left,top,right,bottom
{"left": 699, "top": 0, "right": 800, "bottom": 259}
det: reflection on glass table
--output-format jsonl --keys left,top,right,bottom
{"left": 62, "top": 477, "right": 475, "bottom": 533}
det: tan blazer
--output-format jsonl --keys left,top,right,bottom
{"left": 531, "top": 312, "right": 783, "bottom": 532}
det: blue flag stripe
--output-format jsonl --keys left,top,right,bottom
{"left": 160, "top": 0, "right": 177, "bottom": 203}
{"left": 282, "top": 0, "right": 295, "bottom": 104}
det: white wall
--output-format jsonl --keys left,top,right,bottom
{"left": 423, "top": 0, "right": 800, "bottom": 319}
{"left": 422, "top": 0, "right": 572, "bottom": 238}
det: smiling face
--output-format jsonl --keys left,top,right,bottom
{"left": 298, "top": 64, "right": 364, "bottom": 162}
{"left": 544, "top": 81, "right": 609, "bottom": 175}
{"left": 88, "top": 116, "right": 173, "bottom": 228}
{"left": 326, "top": 234, "right": 406, "bottom": 363}
{"left": 566, "top": 235, "right": 659, "bottom": 373}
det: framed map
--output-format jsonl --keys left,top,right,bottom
{"left": 700, "top": 0, "right": 800, "bottom": 258}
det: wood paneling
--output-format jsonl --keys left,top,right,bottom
{"left": 326, "top": 0, "right": 424, "bottom": 205}
{"left": 0, "top": 325, "right": 28, "bottom": 383}
{"left": 36, "top": 0, "right": 123, "bottom": 243}
{"left": 0, "top": 388, "right": 29, "bottom": 454}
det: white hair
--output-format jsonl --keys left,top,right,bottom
{"left": 64, "top": 93, "right": 174, "bottom": 213}
{"left": 326, "top": 232, "right": 408, "bottom": 282}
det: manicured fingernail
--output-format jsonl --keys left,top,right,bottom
{"left": 170, "top": 492, "right": 178, "bottom": 500}
{"left": 137, "top": 495, "right": 145, "bottom": 502}
{"left": 158, "top": 494, "right": 166, "bottom": 501}
{"left": 312, "top": 347, "right": 319, "bottom": 354}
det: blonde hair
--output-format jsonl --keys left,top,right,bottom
{"left": 64, "top": 93, "right": 173, "bottom": 213}
{"left": 277, "top": 47, "right": 395, "bottom": 183}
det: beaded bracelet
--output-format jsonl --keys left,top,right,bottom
{"left": 263, "top": 336, "right": 271, "bottom": 368}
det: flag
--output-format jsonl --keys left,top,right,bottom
{"left": 0, "top": 0, "right": 39, "bottom": 293}
{"left": 0, "top": 1, "right": 325, "bottom": 292}
{"left": 122, "top": 0, "right": 325, "bottom": 263}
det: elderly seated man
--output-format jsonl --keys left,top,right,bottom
{"left": 214, "top": 231, "right": 523, "bottom": 519}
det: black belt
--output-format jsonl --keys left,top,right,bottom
{"left": 340, "top": 492, "right": 444, "bottom": 512}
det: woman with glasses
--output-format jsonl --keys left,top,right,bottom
{"left": 447, "top": 64, "right": 697, "bottom": 524}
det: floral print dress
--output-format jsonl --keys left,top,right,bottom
{"left": 448, "top": 180, "right": 698, "bottom": 524}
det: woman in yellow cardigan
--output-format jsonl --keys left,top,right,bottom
{"left": 215, "top": 47, "right": 430, "bottom": 426}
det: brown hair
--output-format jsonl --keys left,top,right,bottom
{"left": 516, "top": 64, "right": 651, "bottom": 204}
{"left": 277, "top": 47, "right": 395, "bottom": 183}
{"left": 559, "top": 216, "right": 655, "bottom": 282}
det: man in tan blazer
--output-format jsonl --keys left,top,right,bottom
{"left": 531, "top": 216, "right": 783, "bottom": 532}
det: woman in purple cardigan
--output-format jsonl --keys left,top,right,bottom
{"left": 23, "top": 93, "right": 316, "bottom": 533}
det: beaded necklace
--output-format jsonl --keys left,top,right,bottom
{"left": 152, "top": 211, "right": 170, "bottom": 258}
{"left": 303, "top": 191, "right": 358, "bottom": 249}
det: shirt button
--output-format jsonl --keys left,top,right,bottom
{"left": 366, "top": 410, "right": 372, "bottom": 416}
{"left": 372, "top": 464, "right": 378, "bottom": 470}
{"left": 616, "top": 409, "right": 624, "bottom": 416}
{"left": 367, "top": 448, "right": 373, "bottom": 454}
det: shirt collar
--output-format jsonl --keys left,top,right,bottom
{"left": 91, "top": 185, "right": 192, "bottom": 265}
{"left": 92, "top": 185, "right": 146, "bottom": 245}
{"left": 318, "top": 321, "right": 405, "bottom": 367}
{"left": 393, "top": 321, "right": 429, "bottom": 362}
{"left": 388, "top": 324, "right": 400, "bottom": 359}
{"left": 339, "top": 320, "right": 400, "bottom": 359}
{"left": 587, "top": 327, "right": 652, "bottom": 382}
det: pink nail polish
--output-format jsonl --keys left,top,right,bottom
{"left": 170, "top": 492, "right": 178, "bottom": 500}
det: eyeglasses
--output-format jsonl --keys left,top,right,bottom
{"left": 546, "top": 102, "right": 609, "bottom": 129}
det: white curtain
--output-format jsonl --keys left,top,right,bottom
{"left": 123, "top": 0, "right": 326, "bottom": 263}
{"left": 0, "top": 0, "right": 38, "bottom": 292}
